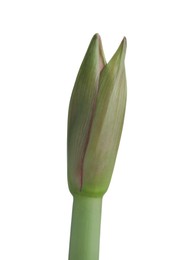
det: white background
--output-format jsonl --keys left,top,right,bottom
{"left": 0, "top": 0, "right": 186, "bottom": 259}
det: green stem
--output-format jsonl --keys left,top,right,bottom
{"left": 68, "top": 195, "right": 102, "bottom": 260}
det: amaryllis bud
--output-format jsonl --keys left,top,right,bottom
{"left": 67, "top": 34, "right": 127, "bottom": 260}
{"left": 67, "top": 33, "right": 127, "bottom": 197}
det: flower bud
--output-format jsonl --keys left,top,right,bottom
{"left": 67, "top": 34, "right": 127, "bottom": 197}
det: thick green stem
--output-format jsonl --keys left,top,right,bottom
{"left": 68, "top": 195, "right": 102, "bottom": 260}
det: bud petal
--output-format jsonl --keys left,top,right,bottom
{"left": 67, "top": 34, "right": 106, "bottom": 194}
{"left": 82, "top": 38, "right": 127, "bottom": 196}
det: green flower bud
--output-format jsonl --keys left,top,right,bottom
{"left": 67, "top": 34, "right": 127, "bottom": 197}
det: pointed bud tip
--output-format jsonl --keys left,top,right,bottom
{"left": 122, "top": 36, "right": 127, "bottom": 46}
{"left": 119, "top": 36, "right": 127, "bottom": 58}
{"left": 107, "top": 36, "right": 127, "bottom": 67}
{"left": 93, "top": 32, "right": 101, "bottom": 38}
{"left": 90, "top": 33, "right": 106, "bottom": 68}
{"left": 91, "top": 33, "right": 101, "bottom": 42}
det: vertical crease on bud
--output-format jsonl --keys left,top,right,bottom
{"left": 79, "top": 86, "right": 98, "bottom": 191}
